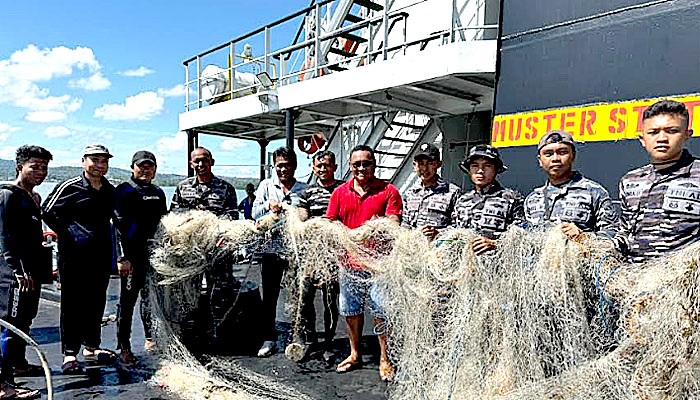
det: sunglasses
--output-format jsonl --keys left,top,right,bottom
{"left": 351, "top": 160, "right": 374, "bottom": 168}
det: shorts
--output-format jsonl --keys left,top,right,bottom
{"left": 338, "top": 268, "right": 385, "bottom": 318}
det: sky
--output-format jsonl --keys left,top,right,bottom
{"left": 0, "top": 0, "right": 314, "bottom": 179}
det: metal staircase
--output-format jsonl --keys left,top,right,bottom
{"left": 306, "top": 0, "right": 384, "bottom": 76}
{"left": 323, "top": 110, "right": 431, "bottom": 187}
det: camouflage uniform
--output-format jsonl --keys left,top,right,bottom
{"left": 452, "top": 181, "right": 524, "bottom": 239}
{"left": 401, "top": 176, "right": 461, "bottom": 231}
{"left": 615, "top": 150, "right": 700, "bottom": 263}
{"left": 170, "top": 175, "right": 238, "bottom": 219}
{"left": 524, "top": 171, "right": 618, "bottom": 239}
{"left": 169, "top": 174, "right": 239, "bottom": 338}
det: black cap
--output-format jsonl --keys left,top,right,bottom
{"left": 537, "top": 130, "right": 575, "bottom": 152}
{"left": 414, "top": 143, "right": 440, "bottom": 161}
{"left": 459, "top": 144, "right": 507, "bottom": 174}
{"left": 131, "top": 150, "right": 157, "bottom": 166}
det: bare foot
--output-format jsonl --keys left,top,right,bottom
{"left": 379, "top": 359, "right": 394, "bottom": 382}
{"left": 336, "top": 355, "right": 362, "bottom": 373}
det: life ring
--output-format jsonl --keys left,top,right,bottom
{"left": 297, "top": 134, "right": 326, "bottom": 154}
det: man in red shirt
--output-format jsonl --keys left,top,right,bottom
{"left": 325, "top": 145, "right": 402, "bottom": 381}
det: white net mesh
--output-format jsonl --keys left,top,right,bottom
{"left": 147, "top": 206, "right": 700, "bottom": 400}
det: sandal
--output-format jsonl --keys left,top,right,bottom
{"left": 8, "top": 386, "right": 40, "bottom": 400}
{"left": 336, "top": 356, "right": 363, "bottom": 373}
{"left": 84, "top": 349, "right": 117, "bottom": 367}
{"left": 61, "top": 359, "right": 84, "bottom": 375}
{"left": 119, "top": 350, "right": 137, "bottom": 368}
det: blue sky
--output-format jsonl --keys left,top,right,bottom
{"left": 0, "top": 0, "right": 313, "bottom": 179}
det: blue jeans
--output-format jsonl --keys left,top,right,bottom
{"left": 338, "top": 268, "right": 385, "bottom": 318}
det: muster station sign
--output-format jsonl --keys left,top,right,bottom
{"left": 491, "top": 94, "right": 700, "bottom": 148}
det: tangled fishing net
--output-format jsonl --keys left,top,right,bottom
{"left": 148, "top": 205, "right": 700, "bottom": 400}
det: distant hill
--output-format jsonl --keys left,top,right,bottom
{"left": 0, "top": 160, "right": 257, "bottom": 188}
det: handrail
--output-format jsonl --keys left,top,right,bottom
{"left": 184, "top": 0, "right": 499, "bottom": 110}
{"left": 287, "top": 0, "right": 319, "bottom": 61}
{"left": 184, "top": 0, "right": 336, "bottom": 64}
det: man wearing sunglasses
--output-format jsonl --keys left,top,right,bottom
{"left": 402, "top": 143, "right": 461, "bottom": 240}
{"left": 524, "top": 131, "right": 618, "bottom": 239}
{"left": 453, "top": 145, "right": 524, "bottom": 254}
{"left": 325, "top": 145, "right": 402, "bottom": 382}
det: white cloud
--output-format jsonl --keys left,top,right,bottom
{"left": 0, "top": 123, "right": 20, "bottom": 135}
{"left": 69, "top": 72, "right": 111, "bottom": 91}
{"left": 94, "top": 91, "right": 164, "bottom": 121}
{"left": 0, "top": 45, "right": 101, "bottom": 120}
{"left": 25, "top": 111, "right": 68, "bottom": 122}
{"left": 220, "top": 138, "right": 246, "bottom": 151}
{"left": 157, "top": 84, "right": 190, "bottom": 98}
{"left": 0, "top": 146, "right": 15, "bottom": 159}
{"left": 45, "top": 126, "right": 74, "bottom": 138}
{"left": 2, "top": 45, "right": 99, "bottom": 82}
{"left": 120, "top": 66, "right": 154, "bottom": 77}
{"left": 156, "top": 131, "right": 187, "bottom": 154}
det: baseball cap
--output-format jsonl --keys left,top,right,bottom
{"left": 459, "top": 144, "right": 507, "bottom": 174}
{"left": 537, "top": 130, "right": 576, "bottom": 152}
{"left": 131, "top": 150, "right": 157, "bottom": 166}
{"left": 83, "top": 143, "right": 113, "bottom": 158}
{"left": 414, "top": 143, "right": 441, "bottom": 161}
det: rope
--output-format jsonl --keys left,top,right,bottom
{"left": 0, "top": 318, "right": 53, "bottom": 400}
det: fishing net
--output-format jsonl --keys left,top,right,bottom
{"left": 147, "top": 205, "right": 700, "bottom": 400}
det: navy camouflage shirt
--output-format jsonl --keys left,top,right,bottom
{"left": 401, "top": 176, "right": 461, "bottom": 231}
{"left": 615, "top": 150, "right": 700, "bottom": 263}
{"left": 452, "top": 181, "right": 524, "bottom": 239}
{"left": 524, "top": 171, "right": 618, "bottom": 239}
{"left": 170, "top": 175, "right": 238, "bottom": 219}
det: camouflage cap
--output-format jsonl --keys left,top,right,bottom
{"left": 459, "top": 144, "right": 507, "bottom": 174}
{"left": 537, "top": 130, "right": 575, "bottom": 152}
{"left": 414, "top": 142, "right": 441, "bottom": 161}
{"left": 83, "top": 143, "right": 113, "bottom": 158}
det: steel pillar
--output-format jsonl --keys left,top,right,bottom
{"left": 186, "top": 130, "right": 199, "bottom": 177}
{"left": 285, "top": 109, "right": 296, "bottom": 149}
{"left": 258, "top": 139, "right": 269, "bottom": 181}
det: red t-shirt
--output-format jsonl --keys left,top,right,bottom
{"left": 325, "top": 178, "right": 403, "bottom": 228}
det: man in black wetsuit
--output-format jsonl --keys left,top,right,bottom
{"left": 114, "top": 151, "right": 167, "bottom": 366}
{"left": 0, "top": 145, "right": 53, "bottom": 399}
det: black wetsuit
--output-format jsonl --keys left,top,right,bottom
{"left": 114, "top": 177, "right": 167, "bottom": 352}
{"left": 0, "top": 184, "right": 52, "bottom": 383}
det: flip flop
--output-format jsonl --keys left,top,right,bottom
{"left": 61, "top": 359, "right": 84, "bottom": 375}
{"left": 9, "top": 386, "right": 40, "bottom": 400}
{"left": 84, "top": 349, "right": 117, "bottom": 367}
{"left": 335, "top": 357, "right": 363, "bottom": 373}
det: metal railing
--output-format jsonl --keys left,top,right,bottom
{"left": 183, "top": 0, "right": 498, "bottom": 111}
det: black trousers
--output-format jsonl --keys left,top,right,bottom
{"left": 116, "top": 265, "right": 153, "bottom": 351}
{"left": 0, "top": 282, "right": 40, "bottom": 383}
{"left": 59, "top": 259, "right": 111, "bottom": 356}
{"left": 299, "top": 277, "right": 339, "bottom": 346}
{"left": 260, "top": 254, "right": 287, "bottom": 342}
